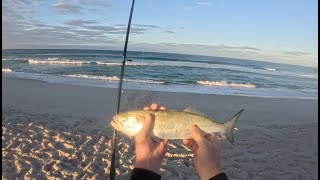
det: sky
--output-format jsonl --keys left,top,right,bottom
{"left": 2, "top": 0, "right": 318, "bottom": 67}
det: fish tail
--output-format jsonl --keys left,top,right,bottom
{"left": 223, "top": 109, "right": 244, "bottom": 145}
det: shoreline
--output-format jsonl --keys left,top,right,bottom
{"left": 2, "top": 75, "right": 318, "bottom": 100}
{"left": 2, "top": 76, "right": 318, "bottom": 129}
{"left": 2, "top": 75, "right": 318, "bottom": 179}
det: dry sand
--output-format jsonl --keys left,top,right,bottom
{"left": 2, "top": 77, "right": 318, "bottom": 179}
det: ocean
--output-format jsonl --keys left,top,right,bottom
{"left": 2, "top": 49, "right": 318, "bottom": 99}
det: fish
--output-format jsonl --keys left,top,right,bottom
{"left": 111, "top": 107, "right": 244, "bottom": 145}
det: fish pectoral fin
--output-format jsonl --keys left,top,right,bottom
{"left": 183, "top": 106, "right": 208, "bottom": 117}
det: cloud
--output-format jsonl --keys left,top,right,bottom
{"left": 64, "top": 19, "right": 97, "bottom": 26}
{"left": 84, "top": 25, "right": 122, "bottom": 32}
{"left": 76, "top": 0, "right": 111, "bottom": 7}
{"left": 52, "top": 2, "right": 82, "bottom": 14}
{"left": 132, "top": 24, "right": 160, "bottom": 29}
{"left": 4, "top": 25, "right": 115, "bottom": 47}
{"left": 217, "top": 44, "right": 261, "bottom": 51}
{"left": 51, "top": 0, "right": 111, "bottom": 14}
{"left": 3, "top": 0, "right": 316, "bottom": 67}
{"left": 196, "top": 1, "right": 213, "bottom": 6}
{"left": 282, "top": 51, "right": 311, "bottom": 56}
{"left": 2, "top": 0, "right": 36, "bottom": 22}
{"left": 184, "top": 0, "right": 213, "bottom": 11}
{"left": 164, "top": 30, "right": 175, "bottom": 34}
{"left": 115, "top": 24, "right": 160, "bottom": 29}
{"left": 63, "top": 20, "right": 160, "bottom": 35}
{"left": 129, "top": 43, "right": 262, "bottom": 56}
{"left": 82, "top": 25, "right": 152, "bottom": 35}
{"left": 2, "top": 0, "right": 162, "bottom": 48}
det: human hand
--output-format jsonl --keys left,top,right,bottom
{"left": 183, "top": 125, "right": 222, "bottom": 180}
{"left": 134, "top": 103, "right": 168, "bottom": 173}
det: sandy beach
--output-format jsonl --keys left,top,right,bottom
{"left": 2, "top": 76, "right": 318, "bottom": 179}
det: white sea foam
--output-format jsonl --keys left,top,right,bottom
{"left": 2, "top": 68, "right": 12, "bottom": 72}
{"left": 28, "top": 59, "right": 88, "bottom": 65}
{"left": 96, "top": 61, "right": 152, "bottom": 66}
{"left": 47, "top": 57, "right": 60, "bottom": 61}
{"left": 263, "top": 67, "right": 276, "bottom": 71}
{"left": 64, "top": 74, "right": 165, "bottom": 84}
{"left": 197, "top": 80, "right": 256, "bottom": 88}
{"left": 96, "top": 62, "right": 121, "bottom": 65}
{"left": 28, "top": 58, "right": 153, "bottom": 66}
{"left": 2, "top": 58, "right": 29, "bottom": 61}
{"left": 126, "top": 62, "right": 153, "bottom": 66}
{"left": 65, "top": 74, "right": 119, "bottom": 81}
{"left": 25, "top": 57, "right": 271, "bottom": 74}
{"left": 126, "top": 78, "right": 165, "bottom": 84}
{"left": 300, "top": 74, "right": 318, "bottom": 78}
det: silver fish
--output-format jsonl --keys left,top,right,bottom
{"left": 111, "top": 107, "right": 244, "bottom": 144}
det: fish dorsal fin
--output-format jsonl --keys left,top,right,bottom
{"left": 184, "top": 106, "right": 208, "bottom": 117}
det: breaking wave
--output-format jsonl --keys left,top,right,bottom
{"left": 47, "top": 57, "right": 60, "bottom": 60}
{"left": 300, "top": 74, "right": 318, "bottom": 79}
{"left": 64, "top": 74, "right": 165, "bottom": 84}
{"left": 2, "top": 68, "right": 12, "bottom": 72}
{"left": 96, "top": 61, "right": 151, "bottom": 66}
{"left": 28, "top": 59, "right": 89, "bottom": 65}
{"left": 96, "top": 62, "right": 121, "bottom": 65}
{"left": 2, "top": 57, "right": 29, "bottom": 61}
{"left": 24, "top": 58, "right": 281, "bottom": 74}
{"left": 197, "top": 80, "right": 256, "bottom": 88}
{"left": 254, "top": 67, "right": 276, "bottom": 71}
{"left": 28, "top": 58, "right": 152, "bottom": 66}
{"left": 263, "top": 67, "right": 276, "bottom": 71}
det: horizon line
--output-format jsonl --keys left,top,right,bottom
{"left": 2, "top": 48, "right": 318, "bottom": 69}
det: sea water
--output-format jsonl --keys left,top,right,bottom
{"left": 2, "top": 49, "right": 318, "bottom": 99}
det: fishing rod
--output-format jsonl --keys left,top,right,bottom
{"left": 109, "top": 0, "right": 136, "bottom": 179}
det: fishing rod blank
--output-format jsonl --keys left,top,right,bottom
{"left": 109, "top": 0, "right": 136, "bottom": 179}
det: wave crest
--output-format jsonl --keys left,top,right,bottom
{"left": 96, "top": 62, "right": 121, "bottom": 65}
{"left": 96, "top": 61, "right": 151, "bottom": 66}
{"left": 64, "top": 74, "right": 165, "bottom": 84}
{"left": 2, "top": 68, "right": 12, "bottom": 72}
{"left": 28, "top": 58, "right": 152, "bottom": 66}
{"left": 263, "top": 67, "right": 276, "bottom": 71}
{"left": 300, "top": 74, "right": 317, "bottom": 79}
{"left": 28, "top": 59, "right": 88, "bottom": 65}
{"left": 197, "top": 80, "right": 256, "bottom": 88}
